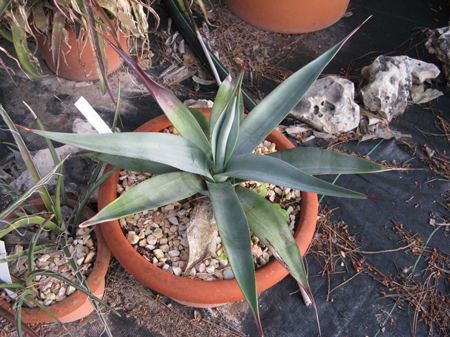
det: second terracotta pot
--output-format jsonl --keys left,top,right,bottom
{"left": 98, "top": 108, "right": 318, "bottom": 307}
{"left": 36, "top": 26, "right": 128, "bottom": 81}
{"left": 0, "top": 199, "right": 110, "bottom": 323}
{"left": 224, "top": 0, "right": 350, "bottom": 34}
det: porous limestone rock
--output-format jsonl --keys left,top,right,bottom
{"left": 290, "top": 76, "right": 360, "bottom": 134}
{"left": 359, "top": 55, "right": 440, "bottom": 121}
{"left": 359, "top": 55, "right": 412, "bottom": 121}
{"left": 426, "top": 27, "right": 450, "bottom": 84}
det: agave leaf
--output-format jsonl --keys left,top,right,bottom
{"left": 234, "top": 26, "right": 363, "bottom": 156}
{"left": 95, "top": 0, "right": 140, "bottom": 36}
{"left": 23, "top": 296, "right": 63, "bottom": 326}
{"left": 0, "top": 215, "right": 60, "bottom": 239}
{"left": 84, "top": 151, "right": 180, "bottom": 174}
{"left": 0, "top": 179, "right": 37, "bottom": 214}
{"left": 24, "top": 101, "right": 69, "bottom": 208}
{"left": 15, "top": 289, "right": 33, "bottom": 337}
{"left": 103, "top": 39, "right": 211, "bottom": 156}
{"left": 0, "top": 244, "right": 56, "bottom": 263}
{"left": 0, "top": 158, "right": 64, "bottom": 221}
{"left": 267, "top": 147, "right": 388, "bottom": 175}
{"left": 235, "top": 186, "right": 311, "bottom": 295}
{"left": 211, "top": 72, "right": 243, "bottom": 173}
{"left": 10, "top": 16, "right": 41, "bottom": 77}
{"left": 222, "top": 154, "right": 368, "bottom": 199}
{"left": 51, "top": 12, "right": 65, "bottom": 69}
{"left": 206, "top": 180, "right": 262, "bottom": 335}
{"left": 0, "top": 105, "right": 56, "bottom": 214}
{"left": 188, "top": 107, "right": 210, "bottom": 139}
{"left": 81, "top": 0, "right": 108, "bottom": 96}
{"left": 209, "top": 74, "right": 235, "bottom": 137}
{"left": 0, "top": 0, "right": 12, "bottom": 18}
{"left": 30, "top": 2, "right": 48, "bottom": 33}
{"left": 81, "top": 172, "right": 206, "bottom": 227}
{"left": 28, "top": 130, "right": 213, "bottom": 178}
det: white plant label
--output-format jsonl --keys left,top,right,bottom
{"left": 0, "top": 240, "right": 17, "bottom": 299}
{"left": 75, "top": 96, "right": 113, "bottom": 134}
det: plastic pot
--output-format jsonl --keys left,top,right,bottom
{"left": 36, "top": 25, "right": 128, "bottom": 81}
{"left": 0, "top": 199, "right": 110, "bottom": 323}
{"left": 98, "top": 108, "right": 318, "bottom": 307}
{"left": 224, "top": 0, "right": 350, "bottom": 34}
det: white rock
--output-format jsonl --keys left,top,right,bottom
{"left": 172, "top": 266, "right": 182, "bottom": 276}
{"left": 11, "top": 145, "right": 79, "bottom": 192}
{"left": 66, "top": 286, "right": 76, "bottom": 296}
{"left": 168, "top": 250, "right": 180, "bottom": 257}
{"left": 359, "top": 55, "right": 439, "bottom": 121}
{"left": 180, "top": 238, "right": 189, "bottom": 247}
{"left": 426, "top": 27, "right": 450, "bottom": 83}
{"left": 84, "top": 251, "right": 95, "bottom": 264}
{"left": 291, "top": 76, "right": 360, "bottom": 134}
{"left": 127, "top": 231, "right": 140, "bottom": 245}
{"left": 153, "top": 228, "right": 163, "bottom": 239}
{"left": 154, "top": 249, "right": 164, "bottom": 259}
{"left": 196, "top": 263, "right": 206, "bottom": 273}
{"left": 223, "top": 268, "right": 234, "bottom": 280}
{"left": 409, "top": 58, "right": 440, "bottom": 84}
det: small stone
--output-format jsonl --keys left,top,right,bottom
{"left": 161, "top": 244, "right": 170, "bottom": 252}
{"left": 172, "top": 266, "right": 182, "bottom": 276}
{"left": 127, "top": 231, "right": 140, "bottom": 245}
{"left": 66, "top": 286, "right": 76, "bottom": 296}
{"left": 206, "top": 266, "right": 215, "bottom": 274}
{"left": 153, "top": 228, "right": 163, "bottom": 238}
{"left": 168, "top": 250, "right": 180, "bottom": 257}
{"left": 84, "top": 251, "right": 95, "bottom": 264}
{"left": 168, "top": 217, "right": 179, "bottom": 225}
{"left": 154, "top": 249, "right": 164, "bottom": 259}
{"left": 57, "top": 287, "right": 66, "bottom": 297}
{"left": 196, "top": 263, "right": 206, "bottom": 273}
{"left": 180, "top": 238, "right": 189, "bottom": 247}
{"left": 180, "top": 250, "right": 189, "bottom": 261}
{"left": 252, "top": 245, "right": 263, "bottom": 258}
{"left": 147, "top": 236, "right": 157, "bottom": 245}
{"left": 223, "top": 268, "right": 234, "bottom": 280}
{"left": 162, "top": 264, "right": 173, "bottom": 274}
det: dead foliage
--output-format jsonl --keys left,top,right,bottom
{"left": 202, "top": 1, "right": 302, "bottom": 85}
{"left": 308, "top": 208, "right": 449, "bottom": 336}
{"left": 377, "top": 224, "right": 450, "bottom": 337}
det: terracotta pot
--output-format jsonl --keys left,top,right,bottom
{"left": 98, "top": 108, "right": 318, "bottom": 307}
{"left": 224, "top": 0, "right": 350, "bottom": 34}
{"left": 36, "top": 26, "right": 128, "bottom": 81}
{"left": 0, "top": 199, "right": 111, "bottom": 323}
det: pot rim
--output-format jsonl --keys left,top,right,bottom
{"left": 1, "top": 199, "right": 110, "bottom": 323}
{"left": 99, "top": 108, "right": 318, "bottom": 307}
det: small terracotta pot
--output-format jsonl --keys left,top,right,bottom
{"left": 0, "top": 199, "right": 111, "bottom": 323}
{"left": 36, "top": 26, "right": 128, "bottom": 81}
{"left": 98, "top": 108, "right": 318, "bottom": 307}
{"left": 224, "top": 0, "right": 350, "bottom": 34}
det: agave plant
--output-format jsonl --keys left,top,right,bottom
{"left": 26, "top": 22, "right": 388, "bottom": 334}
{"left": 0, "top": 0, "right": 158, "bottom": 101}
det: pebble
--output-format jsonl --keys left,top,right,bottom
{"left": 7, "top": 226, "right": 97, "bottom": 308}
